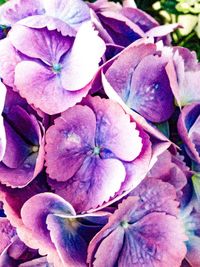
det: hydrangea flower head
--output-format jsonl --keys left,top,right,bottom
{"left": 88, "top": 178, "right": 187, "bottom": 267}
{"left": 0, "top": 21, "right": 106, "bottom": 114}
{"left": 45, "top": 96, "right": 152, "bottom": 212}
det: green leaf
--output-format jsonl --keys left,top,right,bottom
{"left": 0, "top": 0, "right": 6, "bottom": 5}
{"left": 192, "top": 173, "right": 200, "bottom": 201}
{"left": 161, "top": 0, "right": 181, "bottom": 14}
{"left": 154, "top": 121, "right": 170, "bottom": 138}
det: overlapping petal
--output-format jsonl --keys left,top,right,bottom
{"left": 0, "top": 105, "right": 45, "bottom": 187}
{"left": 88, "top": 186, "right": 187, "bottom": 267}
{"left": 178, "top": 103, "right": 200, "bottom": 163}
{"left": 45, "top": 96, "right": 149, "bottom": 212}
{"left": 4, "top": 21, "right": 106, "bottom": 115}
{"left": 104, "top": 42, "right": 175, "bottom": 122}
{"left": 0, "top": 82, "right": 6, "bottom": 161}
{"left": 170, "top": 47, "right": 200, "bottom": 107}
{"left": 0, "top": 218, "right": 16, "bottom": 254}
{"left": 17, "top": 193, "right": 108, "bottom": 267}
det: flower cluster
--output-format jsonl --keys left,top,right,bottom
{"left": 0, "top": 0, "right": 200, "bottom": 266}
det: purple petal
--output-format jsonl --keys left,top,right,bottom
{"left": 128, "top": 54, "right": 174, "bottom": 122}
{"left": 88, "top": 196, "right": 187, "bottom": 267}
{"left": 0, "top": 218, "right": 16, "bottom": 254}
{"left": 105, "top": 43, "right": 174, "bottom": 122}
{"left": 0, "top": 82, "right": 6, "bottom": 161}
{"left": 130, "top": 178, "right": 179, "bottom": 217}
{"left": 102, "top": 70, "right": 172, "bottom": 142}
{"left": 121, "top": 7, "right": 158, "bottom": 33}
{"left": 54, "top": 156, "right": 126, "bottom": 212}
{"left": 147, "top": 150, "right": 189, "bottom": 196}
{"left": 118, "top": 127, "right": 152, "bottom": 194}
{"left": 18, "top": 15, "right": 76, "bottom": 37}
{"left": 18, "top": 193, "right": 75, "bottom": 264}
{"left": 14, "top": 60, "right": 90, "bottom": 115}
{"left": 18, "top": 257, "right": 51, "bottom": 267}
{"left": 45, "top": 105, "right": 96, "bottom": 182}
{"left": 0, "top": 106, "right": 44, "bottom": 187}
{"left": 9, "top": 25, "right": 73, "bottom": 65}
{"left": 0, "top": 0, "right": 44, "bottom": 25}
{"left": 84, "top": 96, "right": 142, "bottom": 161}
{"left": 96, "top": 11, "right": 144, "bottom": 47}
{"left": 0, "top": 172, "right": 48, "bottom": 228}
{"left": 178, "top": 103, "right": 200, "bottom": 163}
{"left": 47, "top": 214, "right": 88, "bottom": 266}
{"left": 0, "top": 236, "right": 38, "bottom": 267}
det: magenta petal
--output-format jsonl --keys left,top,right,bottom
{"left": 61, "top": 22, "right": 106, "bottom": 91}
{"left": 0, "top": 218, "right": 16, "bottom": 254}
{"left": 55, "top": 157, "right": 126, "bottom": 212}
{"left": 14, "top": 61, "right": 89, "bottom": 115}
{"left": 45, "top": 105, "right": 96, "bottom": 182}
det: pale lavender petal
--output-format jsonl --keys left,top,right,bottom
{"left": 14, "top": 61, "right": 90, "bottom": 115}
{"left": 0, "top": 38, "right": 22, "bottom": 88}
{"left": 61, "top": 22, "right": 106, "bottom": 91}
{"left": 43, "top": 0, "right": 90, "bottom": 29}
{"left": 0, "top": 0, "right": 44, "bottom": 25}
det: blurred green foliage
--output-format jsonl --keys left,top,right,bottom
{"left": 0, "top": 0, "right": 6, "bottom": 5}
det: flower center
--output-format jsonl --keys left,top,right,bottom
{"left": 52, "top": 63, "right": 62, "bottom": 73}
{"left": 32, "top": 145, "right": 39, "bottom": 153}
{"left": 120, "top": 220, "right": 129, "bottom": 228}
{"left": 93, "top": 146, "right": 101, "bottom": 155}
